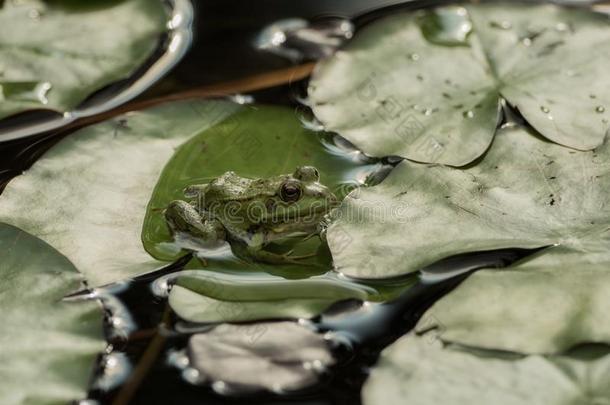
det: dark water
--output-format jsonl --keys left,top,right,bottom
{"left": 0, "top": 0, "right": 561, "bottom": 404}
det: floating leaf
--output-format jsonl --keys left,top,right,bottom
{"left": 0, "top": 100, "right": 241, "bottom": 286}
{"left": 0, "top": 0, "right": 169, "bottom": 120}
{"left": 309, "top": 3, "right": 610, "bottom": 166}
{"left": 168, "top": 268, "right": 375, "bottom": 323}
{"left": 170, "top": 285, "right": 336, "bottom": 323}
{"left": 363, "top": 333, "right": 610, "bottom": 405}
{"left": 0, "top": 101, "right": 384, "bottom": 287}
{"left": 0, "top": 223, "right": 104, "bottom": 405}
{"left": 417, "top": 246, "right": 610, "bottom": 354}
{"left": 328, "top": 125, "right": 610, "bottom": 279}
{"left": 142, "top": 105, "right": 386, "bottom": 263}
{"left": 186, "top": 322, "right": 334, "bottom": 393}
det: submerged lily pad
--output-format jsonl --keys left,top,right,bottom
{"left": 364, "top": 333, "right": 610, "bottom": 405}
{"left": 0, "top": 100, "right": 241, "bottom": 286}
{"left": 417, "top": 246, "right": 610, "bottom": 354}
{"left": 327, "top": 125, "right": 610, "bottom": 279}
{"left": 0, "top": 223, "right": 104, "bottom": 405}
{"left": 0, "top": 0, "right": 168, "bottom": 120}
{"left": 186, "top": 322, "right": 335, "bottom": 393}
{"left": 309, "top": 3, "right": 610, "bottom": 166}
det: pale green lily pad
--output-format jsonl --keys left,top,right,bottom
{"left": 170, "top": 285, "right": 336, "bottom": 324}
{"left": 0, "top": 222, "right": 104, "bottom": 405}
{"left": 0, "top": 0, "right": 168, "bottom": 120}
{"left": 168, "top": 268, "right": 376, "bottom": 323}
{"left": 309, "top": 3, "right": 610, "bottom": 166}
{"left": 0, "top": 100, "right": 241, "bottom": 286}
{"left": 327, "top": 125, "right": 610, "bottom": 279}
{"left": 363, "top": 333, "right": 610, "bottom": 405}
{"left": 417, "top": 245, "right": 610, "bottom": 354}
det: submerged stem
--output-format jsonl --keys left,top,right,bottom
{"left": 111, "top": 306, "right": 171, "bottom": 405}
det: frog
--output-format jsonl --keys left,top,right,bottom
{"left": 164, "top": 166, "right": 339, "bottom": 264}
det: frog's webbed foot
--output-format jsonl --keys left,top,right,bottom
{"left": 245, "top": 246, "right": 317, "bottom": 265}
{"left": 164, "top": 200, "right": 224, "bottom": 242}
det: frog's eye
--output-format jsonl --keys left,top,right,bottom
{"left": 294, "top": 166, "right": 320, "bottom": 182}
{"left": 280, "top": 181, "right": 302, "bottom": 202}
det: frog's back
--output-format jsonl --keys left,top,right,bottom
{"left": 204, "top": 171, "right": 278, "bottom": 204}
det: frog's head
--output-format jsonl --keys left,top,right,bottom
{"left": 261, "top": 166, "right": 338, "bottom": 232}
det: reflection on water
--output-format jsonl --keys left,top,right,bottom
{"left": 0, "top": 0, "right": 194, "bottom": 142}
{"left": 255, "top": 17, "right": 354, "bottom": 62}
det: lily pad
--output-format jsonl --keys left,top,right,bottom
{"left": 186, "top": 322, "right": 335, "bottom": 393}
{"left": 0, "top": 0, "right": 169, "bottom": 120}
{"left": 142, "top": 104, "right": 386, "bottom": 263}
{"left": 327, "top": 125, "right": 610, "bottom": 279}
{"left": 168, "top": 269, "right": 376, "bottom": 323}
{"left": 170, "top": 285, "right": 336, "bottom": 324}
{"left": 0, "top": 100, "right": 241, "bottom": 286}
{"left": 417, "top": 245, "right": 610, "bottom": 354}
{"left": 309, "top": 3, "right": 610, "bottom": 166}
{"left": 364, "top": 333, "right": 610, "bottom": 405}
{"left": 0, "top": 222, "right": 104, "bottom": 405}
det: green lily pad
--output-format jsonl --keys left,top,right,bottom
{"left": 327, "top": 125, "right": 610, "bottom": 279}
{"left": 142, "top": 104, "right": 387, "bottom": 264}
{"left": 168, "top": 268, "right": 376, "bottom": 323}
{"left": 417, "top": 245, "right": 610, "bottom": 354}
{"left": 0, "top": 0, "right": 168, "bottom": 120}
{"left": 0, "top": 222, "right": 104, "bottom": 405}
{"left": 363, "top": 333, "right": 610, "bottom": 405}
{"left": 309, "top": 3, "right": 610, "bottom": 166}
{"left": 0, "top": 100, "right": 241, "bottom": 286}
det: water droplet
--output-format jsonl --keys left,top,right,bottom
{"left": 409, "top": 53, "right": 420, "bottom": 61}
{"left": 555, "top": 22, "right": 569, "bottom": 32}
{"left": 596, "top": 106, "right": 606, "bottom": 113}
{"left": 423, "top": 108, "right": 434, "bottom": 116}
{"left": 463, "top": 110, "right": 474, "bottom": 118}
{"left": 28, "top": 8, "right": 42, "bottom": 20}
{"left": 490, "top": 20, "right": 512, "bottom": 30}
{"left": 522, "top": 38, "right": 532, "bottom": 47}
{"left": 541, "top": 106, "right": 550, "bottom": 114}
{"left": 420, "top": 6, "right": 472, "bottom": 46}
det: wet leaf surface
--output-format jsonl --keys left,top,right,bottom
{"left": 0, "top": 100, "right": 241, "bottom": 286}
{"left": 328, "top": 125, "right": 610, "bottom": 279}
{"left": 0, "top": 223, "right": 104, "bottom": 405}
{"left": 186, "top": 322, "right": 335, "bottom": 393}
{"left": 309, "top": 3, "right": 610, "bottom": 165}
{"left": 170, "top": 285, "right": 335, "bottom": 323}
{"left": 364, "top": 333, "right": 610, "bottom": 405}
{"left": 168, "top": 268, "right": 375, "bottom": 323}
{"left": 0, "top": 0, "right": 168, "bottom": 119}
{"left": 417, "top": 246, "right": 610, "bottom": 354}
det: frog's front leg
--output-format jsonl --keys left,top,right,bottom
{"left": 164, "top": 200, "right": 225, "bottom": 243}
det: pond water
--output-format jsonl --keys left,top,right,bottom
{"left": 0, "top": 0, "right": 583, "bottom": 403}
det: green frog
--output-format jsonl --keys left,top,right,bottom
{"left": 164, "top": 166, "right": 338, "bottom": 264}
